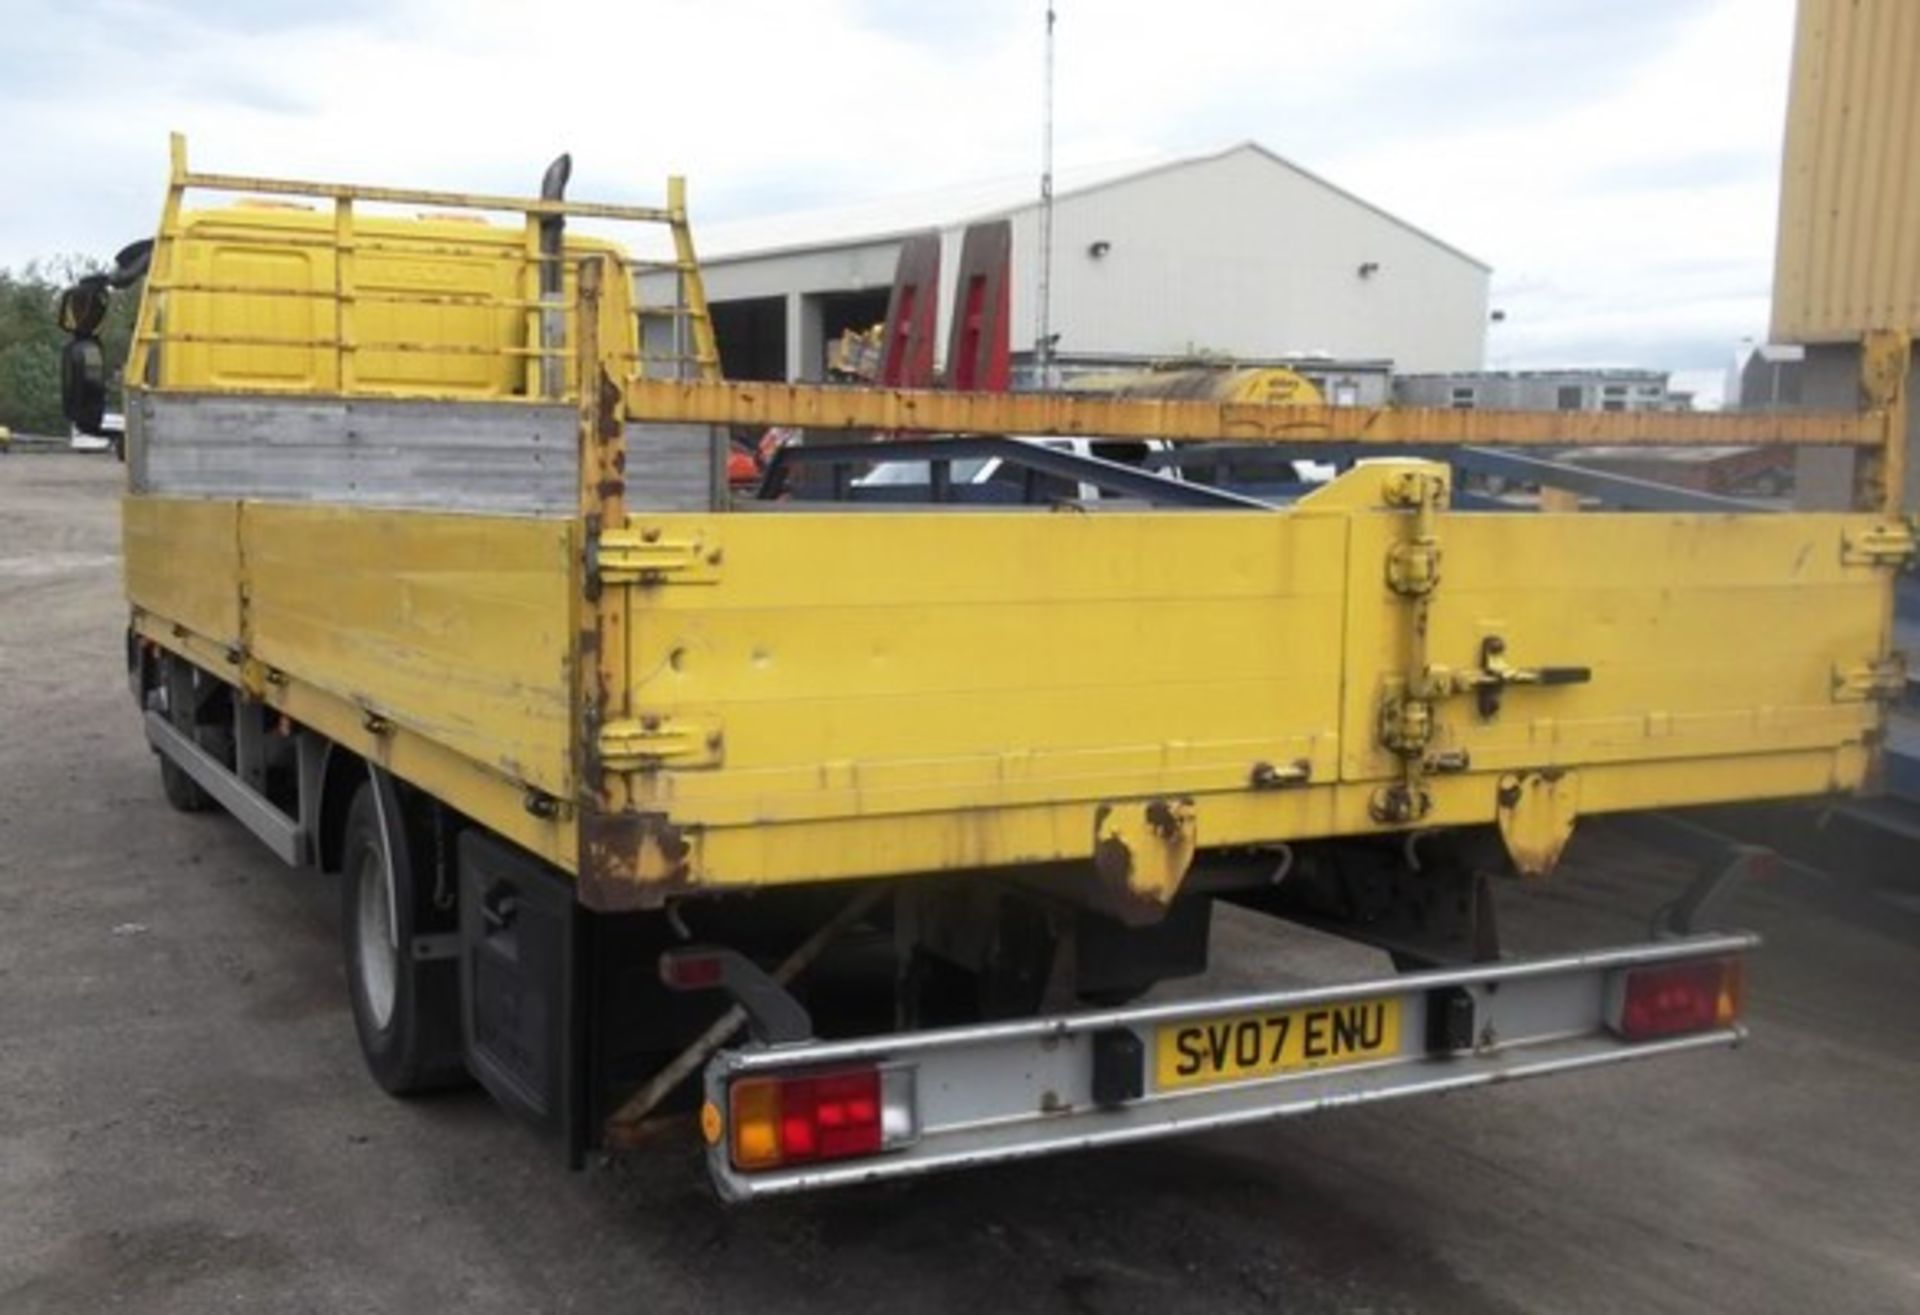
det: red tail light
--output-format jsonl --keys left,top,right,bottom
{"left": 782, "top": 1070, "right": 881, "bottom": 1160}
{"left": 1608, "top": 957, "right": 1744, "bottom": 1042}
{"left": 658, "top": 950, "right": 726, "bottom": 990}
{"left": 727, "top": 1067, "right": 917, "bottom": 1171}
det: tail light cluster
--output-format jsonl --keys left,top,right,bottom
{"left": 724, "top": 1066, "right": 918, "bottom": 1172}
{"left": 1606, "top": 956, "right": 1744, "bottom": 1042}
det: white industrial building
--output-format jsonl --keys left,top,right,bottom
{"left": 1394, "top": 368, "right": 1690, "bottom": 413}
{"left": 640, "top": 142, "right": 1490, "bottom": 394}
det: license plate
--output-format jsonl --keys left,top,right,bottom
{"left": 1155, "top": 996, "right": 1402, "bottom": 1090}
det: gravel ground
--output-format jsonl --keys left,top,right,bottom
{"left": 3, "top": 453, "right": 1918, "bottom": 1313}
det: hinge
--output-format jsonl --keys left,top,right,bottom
{"left": 1378, "top": 690, "right": 1434, "bottom": 757}
{"left": 1369, "top": 782, "right": 1432, "bottom": 824}
{"left": 596, "top": 713, "right": 724, "bottom": 770}
{"left": 1832, "top": 657, "right": 1908, "bottom": 702}
{"left": 592, "top": 526, "right": 723, "bottom": 586}
{"left": 1383, "top": 469, "right": 1446, "bottom": 597}
{"left": 1386, "top": 541, "right": 1441, "bottom": 596}
{"left": 1381, "top": 469, "right": 1447, "bottom": 510}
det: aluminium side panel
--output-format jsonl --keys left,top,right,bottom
{"left": 133, "top": 393, "right": 714, "bottom": 514}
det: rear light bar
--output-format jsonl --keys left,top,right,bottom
{"left": 1606, "top": 956, "right": 1744, "bottom": 1042}
{"left": 720, "top": 1066, "right": 918, "bottom": 1172}
{"left": 700, "top": 932, "right": 1757, "bottom": 1200}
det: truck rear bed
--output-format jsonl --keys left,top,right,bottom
{"left": 102, "top": 142, "right": 1914, "bottom": 1194}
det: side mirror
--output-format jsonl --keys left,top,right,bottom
{"left": 109, "top": 239, "right": 153, "bottom": 289}
{"left": 58, "top": 238, "right": 152, "bottom": 432}
{"left": 58, "top": 275, "right": 111, "bottom": 337}
{"left": 61, "top": 336, "right": 107, "bottom": 434}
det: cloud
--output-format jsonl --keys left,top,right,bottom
{"left": 0, "top": 0, "right": 1796, "bottom": 387}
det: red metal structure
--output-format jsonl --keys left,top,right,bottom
{"left": 877, "top": 232, "right": 942, "bottom": 389}
{"left": 944, "top": 220, "right": 1013, "bottom": 393}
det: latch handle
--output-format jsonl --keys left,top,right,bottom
{"left": 1474, "top": 637, "right": 1591, "bottom": 717}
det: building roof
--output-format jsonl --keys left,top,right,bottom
{"left": 689, "top": 141, "right": 1489, "bottom": 272}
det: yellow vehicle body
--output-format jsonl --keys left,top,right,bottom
{"left": 148, "top": 202, "right": 637, "bottom": 398}
{"left": 120, "top": 143, "right": 1915, "bottom": 919}
{"left": 1064, "top": 364, "right": 1322, "bottom": 407}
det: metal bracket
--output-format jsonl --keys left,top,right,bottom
{"left": 1369, "top": 782, "right": 1432, "bottom": 824}
{"left": 410, "top": 933, "right": 460, "bottom": 962}
{"left": 1495, "top": 770, "right": 1580, "bottom": 878}
{"left": 1840, "top": 520, "right": 1917, "bottom": 568}
{"left": 591, "top": 526, "right": 722, "bottom": 586}
{"left": 1855, "top": 329, "right": 1910, "bottom": 516}
{"left": 1832, "top": 656, "right": 1908, "bottom": 702}
{"left": 1248, "top": 758, "right": 1312, "bottom": 790}
{"left": 1238, "top": 851, "right": 1502, "bottom": 969}
{"left": 660, "top": 946, "right": 814, "bottom": 1045}
{"left": 1092, "top": 797, "right": 1200, "bottom": 923}
{"left": 601, "top": 886, "right": 886, "bottom": 1149}
{"left": 1611, "top": 812, "right": 1775, "bottom": 938}
{"left": 597, "top": 713, "right": 723, "bottom": 770}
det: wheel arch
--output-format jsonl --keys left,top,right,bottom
{"left": 316, "top": 742, "right": 368, "bottom": 874}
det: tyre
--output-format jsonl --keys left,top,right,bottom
{"left": 339, "top": 781, "right": 467, "bottom": 1095}
{"left": 158, "top": 755, "right": 214, "bottom": 812}
{"left": 153, "top": 656, "right": 215, "bottom": 813}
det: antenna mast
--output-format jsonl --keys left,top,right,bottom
{"left": 1036, "top": 0, "right": 1057, "bottom": 386}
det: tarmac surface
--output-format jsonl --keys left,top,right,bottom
{"left": 3, "top": 453, "right": 1918, "bottom": 1313}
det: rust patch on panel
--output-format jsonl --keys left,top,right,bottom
{"left": 1091, "top": 798, "right": 1198, "bottom": 926}
{"left": 577, "top": 808, "right": 697, "bottom": 911}
{"left": 598, "top": 371, "right": 624, "bottom": 440}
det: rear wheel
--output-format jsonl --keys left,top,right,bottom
{"left": 158, "top": 756, "right": 213, "bottom": 812}
{"left": 339, "top": 781, "right": 466, "bottom": 1095}
{"left": 153, "top": 655, "right": 215, "bottom": 813}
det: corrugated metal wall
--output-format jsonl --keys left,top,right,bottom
{"left": 1773, "top": 0, "right": 1920, "bottom": 342}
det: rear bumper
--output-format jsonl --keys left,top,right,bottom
{"left": 703, "top": 932, "right": 1755, "bottom": 1201}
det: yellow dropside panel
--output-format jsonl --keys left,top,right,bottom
{"left": 123, "top": 496, "right": 242, "bottom": 647}
{"left": 644, "top": 747, "right": 1864, "bottom": 891}
{"left": 1339, "top": 511, "right": 1886, "bottom": 783}
{"left": 605, "top": 503, "right": 1890, "bottom": 892}
{"left": 240, "top": 505, "right": 577, "bottom": 797}
{"left": 621, "top": 511, "right": 1348, "bottom": 828}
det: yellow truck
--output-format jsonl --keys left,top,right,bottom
{"left": 92, "top": 138, "right": 1913, "bottom": 1199}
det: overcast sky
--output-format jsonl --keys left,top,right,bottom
{"left": 2, "top": 0, "right": 1795, "bottom": 404}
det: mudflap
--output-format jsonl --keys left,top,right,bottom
{"left": 458, "top": 831, "right": 589, "bottom": 1166}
